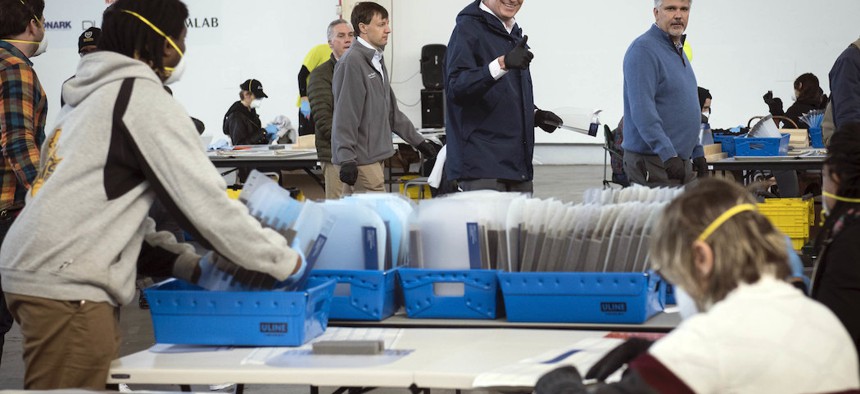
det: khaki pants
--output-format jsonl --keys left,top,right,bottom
{"left": 336, "top": 162, "right": 385, "bottom": 195}
{"left": 323, "top": 161, "right": 344, "bottom": 199}
{"left": 5, "top": 293, "right": 120, "bottom": 390}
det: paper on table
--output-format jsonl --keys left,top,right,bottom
{"left": 471, "top": 336, "right": 625, "bottom": 389}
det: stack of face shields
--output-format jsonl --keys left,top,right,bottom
{"left": 407, "top": 186, "right": 682, "bottom": 274}
{"left": 193, "top": 170, "right": 331, "bottom": 292}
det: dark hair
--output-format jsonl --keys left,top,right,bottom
{"left": 794, "top": 73, "right": 827, "bottom": 105}
{"left": 825, "top": 123, "right": 860, "bottom": 200}
{"left": 98, "top": 0, "right": 188, "bottom": 77}
{"left": 351, "top": 2, "right": 388, "bottom": 36}
{"left": 0, "top": 0, "right": 45, "bottom": 38}
{"left": 697, "top": 86, "right": 711, "bottom": 110}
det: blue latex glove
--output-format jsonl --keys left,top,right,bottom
{"left": 300, "top": 99, "right": 311, "bottom": 119}
{"left": 265, "top": 124, "right": 279, "bottom": 141}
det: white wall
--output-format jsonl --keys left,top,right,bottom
{"left": 32, "top": 0, "right": 860, "bottom": 164}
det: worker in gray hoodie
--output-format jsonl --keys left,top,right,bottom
{"left": 0, "top": 0, "right": 303, "bottom": 389}
{"left": 331, "top": 1, "right": 438, "bottom": 194}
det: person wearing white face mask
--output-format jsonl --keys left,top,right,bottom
{"left": 811, "top": 123, "right": 860, "bottom": 374}
{"left": 0, "top": 0, "right": 304, "bottom": 389}
{"left": 222, "top": 78, "right": 270, "bottom": 146}
{"left": 0, "top": 0, "right": 47, "bottom": 369}
{"left": 537, "top": 178, "right": 859, "bottom": 394}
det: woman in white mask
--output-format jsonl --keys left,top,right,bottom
{"left": 221, "top": 78, "right": 270, "bottom": 146}
{"left": 811, "top": 123, "right": 860, "bottom": 374}
{"left": 537, "top": 178, "right": 859, "bottom": 394}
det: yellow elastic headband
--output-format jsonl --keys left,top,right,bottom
{"left": 823, "top": 191, "right": 860, "bottom": 204}
{"left": 697, "top": 204, "right": 757, "bottom": 242}
{"left": 121, "top": 9, "right": 183, "bottom": 57}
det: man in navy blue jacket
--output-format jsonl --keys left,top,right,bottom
{"left": 444, "top": 0, "right": 561, "bottom": 193}
{"left": 830, "top": 38, "right": 860, "bottom": 130}
{"left": 622, "top": 0, "right": 705, "bottom": 187}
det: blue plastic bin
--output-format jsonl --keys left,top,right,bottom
{"left": 808, "top": 127, "right": 824, "bottom": 149}
{"left": 498, "top": 271, "right": 666, "bottom": 324}
{"left": 308, "top": 269, "right": 398, "bottom": 321}
{"left": 398, "top": 269, "right": 500, "bottom": 319}
{"left": 713, "top": 134, "right": 737, "bottom": 157}
{"left": 145, "top": 278, "right": 335, "bottom": 346}
{"left": 734, "top": 133, "right": 790, "bottom": 157}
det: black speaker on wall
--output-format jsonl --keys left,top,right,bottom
{"left": 421, "top": 89, "right": 445, "bottom": 129}
{"left": 420, "top": 44, "right": 446, "bottom": 89}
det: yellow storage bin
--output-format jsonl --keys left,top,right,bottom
{"left": 757, "top": 198, "right": 814, "bottom": 250}
{"left": 398, "top": 175, "right": 431, "bottom": 200}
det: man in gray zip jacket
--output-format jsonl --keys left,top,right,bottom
{"left": 331, "top": 2, "right": 437, "bottom": 193}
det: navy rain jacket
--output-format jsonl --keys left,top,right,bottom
{"left": 444, "top": 0, "right": 536, "bottom": 182}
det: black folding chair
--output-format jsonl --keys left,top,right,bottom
{"left": 603, "top": 124, "right": 629, "bottom": 188}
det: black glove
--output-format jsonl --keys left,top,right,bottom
{"left": 504, "top": 35, "right": 533, "bottom": 70}
{"left": 585, "top": 338, "right": 654, "bottom": 382}
{"left": 693, "top": 156, "right": 708, "bottom": 178}
{"left": 762, "top": 91, "right": 783, "bottom": 113}
{"left": 416, "top": 140, "right": 440, "bottom": 158}
{"left": 339, "top": 162, "right": 358, "bottom": 186}
{"left": 535, "top": 366, "right": 586, "bottom": 394}
{"left": 535, "top": 109, "right": 563, "bottom": 133}
{"left": 663, "top": 156, "right": 686, "bottom": 181}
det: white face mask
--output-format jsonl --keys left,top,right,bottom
{"left": 250, "top": 99, "right": 262, "bottom": 109}
{"left": 163, "top": 54, "right": 185, "bottom": 85}
{"left": 31, "top": 34, "right": 47, "bottom": 57}
{"left": 675, "top": 286, "right": 699, "bottom": 320}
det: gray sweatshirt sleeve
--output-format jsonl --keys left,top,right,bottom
{"left": 123, "top": 90, "right": 299, "bottom": 281}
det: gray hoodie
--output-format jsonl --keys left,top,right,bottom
{"left": 331, "top": 40, "right": 424, "bottom": 166}
{"left": 0, "top": 51, "right": 299, "bottom": 305}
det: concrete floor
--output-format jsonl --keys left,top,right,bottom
{"left": 0, "top": 165, "right": 607, "bottom": 392}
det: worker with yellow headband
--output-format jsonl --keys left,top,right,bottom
{"left": 811, "top": 123, "right": 860, "bottom": 374}
{"left": 537, "top": 178, "right": 859, "bottom": 393}
{"left": 0, "top": 0, "right": 304, "bottom": 389}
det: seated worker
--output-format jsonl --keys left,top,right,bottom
{"left": 811, "top": 123, "right": 860, "bottom": 371}
{"left": 762, "top": 74, "right": 827, "bottom": 197}
{"left": 763, "top": 72, "right": 829, "bottom": 128}
{"left": 222, "top": 78, "right": 270, "bottom": 145}
{"left": 0, "top": 0, "right": 303, "bottom": 389}
{"left": 536, "top": 178, "right": 859, "bottom": 393}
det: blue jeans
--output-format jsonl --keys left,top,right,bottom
{"left": 0, "top": 212, "right": 18, "bottom": 366}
